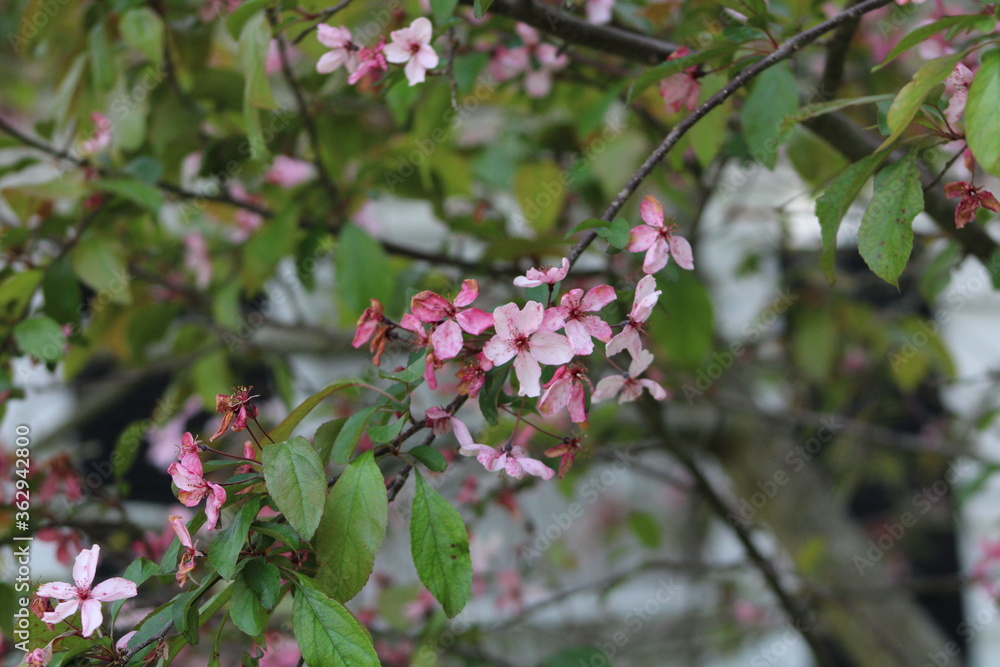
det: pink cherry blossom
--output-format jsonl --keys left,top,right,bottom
{"left": 459, "top": 440, "right": 555, "bottom": 480}
{"left": 167, "top": 446, "right": 227, "bottom": 530}
{"left": 543, "top": 285, "right": 615, "bottom": 355}
{"left": 606, "top": 275, "right": 661, "bottom": 357}
{"left": 228, "top": 182, "right": 264, "bottom": 241}
{"left": 265, "top": 155, "right": 316, "bottom": 188}
{"left": 316, "top": 24, "right": 359, "bottom": 75}
{"left": 25, "top": 648, "right": 49, "bottom": 666}
{"left": 513, "top": 257, "right": 570, "bottom": 288}
{"left": 399, "top": 313, "right": 444, "bottom": 389}
{"left": 944, "top": 63, "right": 975, "bottom": 126}
{"left": 410, "top": 279, "right": 494, "bottom": 359}
{"left": 79, "top": 112, "right": 111, "bottom": 155}
{"left": 169, "top": 515, "right": 204, "bottom": 586}
{"left": 627, "top": 196, "right": 694, "bottom": 274}
{"left": 183, "top": 232, "right": 212, "bottom": 289}
{"left": 116, "top": 630, "right": 137, "bottom": 651}
{"left": 483, "top": 302, "right": 574, "bottom": 397}
{"left": 488, "top": 25, "right": 568, "bottom": 97}
{"left": 586, "top": 0, "right": 615, "bottom": 24}
{"left": 456, "top": 353, "right": 494, "bottom": 397}
{"left": 659, "top": 47, "right": 700, "bottom": 113}
{"left": 348, "top": 38, "right": 388, "bottom": 85}
{"left": 489, "top": 46, "right": 530, "bottom": 82}
{"left": 384, "top": 17, "right": 439, "bottom": 86}
{"left": 593, "top": 349, "right": 668, "bottom": 403}
{"left": 538, "top": 363, "right": 592, "bottom": 423}
{"left": 36, "top": 545, "right": 138, "bottom": 637}
{"left": 352, "top": 298, "right": 385, "bottom": 348}
{"left": 945, "top": 181, "right": 1000, "bottom": 229}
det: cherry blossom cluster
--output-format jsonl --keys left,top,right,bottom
{"left": 316, "top": 17, "right": 439, "bottom": 87}
{"left": 353, "top": 195, "right": 693, "bottom": 480}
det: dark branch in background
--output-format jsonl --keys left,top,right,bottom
{"left": 270, "top": 12, "right": 342, "bottom": 209}
{"left": 564, "top": 0, "right": 896, "bottom": 269}
{"left": 292, "top": 0, "right": 354, "bottom": 45}
{"left": 818, "top": 0, "right": 864, "bottom": 101}
{"left": 459, "top": 0, "right": 677, "bottom": 65}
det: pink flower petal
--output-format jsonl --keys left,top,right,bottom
{"left": 205, "top": 482, "right": 228, "bottom": 530}
{"left": 43, "top": 598, "right": 80, "bottom": 625}
{"left": 404, "top": 58, "right": 427, "bottom": 86}
{"left": 431, "top": 319, "right": 464, "bottom": 360}
{"left": 483, "top": 337, "right": 517, "bottom": 365}
{"left": 581, "top": 315, "right": 613, "bottom": 343}
{"left": 456, "top": 307, "right": 494, "bottom": 334}
{"left": 605, "top": 329, "right": 636, "bottom": 358}
{"left": 80, "top": 598, "right": 104, "bottom": 637}
{"left": 454, "top": 279, "right": 479, "bottom": 307}
{"left": 513, "top": 352, "right": 543, "bottom": 397}
{"left": 581, "top": 284, "right": 616, "bottom": 311}
{"left": 491, "top": 303, "right": 520, "bottom": 340}
{"left": 640, "top": 196, "right": 664, "bottom": 228}
{"left": 169, "top": 515, "right": 194, "bottom": 549}
{"left": 640, "top": 378, "right": 668, "bottom": 400}
{"left": 643, "top": 238, "right": 671, "bottom": 274}
{"left": 528, "top": 331, "right": 574, "bottom": 365}
{"left": 593, "top": 375, "right": 626, "bottom": 401}
{"left": 91, "top": 577, "right": 138, "bottom": 602}
{"left": 564, "top": 320, "right": 595, "bottom": 355}
{"left": 383, "top": 42, "right": 410, "bottom": 63}
{"left": 409, "top": 16, "right": 433, "bottom": 43}
{"left": 37, "top": 581, "right": 76, "bottom": 600}
{"left": 669, "top": 235, "right": 694, "bottom": 270}
{"left": 74, "top": 545, "right": 99, "bottom": 589}
{"left": 516, "top": 456, "right": 555, "bottom": 480}
{"left": 627, "top": 224, "right": 658, "bottom": 252}
{"left": 411, "top": 291, "right": 452, "bottom": 322}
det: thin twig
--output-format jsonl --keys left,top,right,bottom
{"left": 292, "top": 0, "right": 354, "bottom": 45}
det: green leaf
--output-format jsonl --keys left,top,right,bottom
{"left": 293, "top": 577, "right": 379, "bottom": 666}
{"left": 238, "top": 11, "right": 277, "bottom": 110}
{"left": 328, "top": 406, "right": 377, "bottom": 465}
{"left": 628, "top": 45, "right": 734, "bottom": 102}
{"left": 251, "top": 520, "right": 304, "bottom": 551}
{"left": 87, "top": 22, "right": 115, "bottom": 90}
{"left": 91, "top": 179, "right": 164, "bottom": 214}
{"left": 0, "top": 270, "right": 41, "bottom": 317}
{"left": 242, "top": 558, "right": 282, "bottom": 609}
{"left": 209, "top": 496, "right": 262, "bottom": 580}
{"left": 815, "top": 151, "right": 889, "bottom": 283}
{"left": 649, "top": 270, "right": 713, "bottom": 369}
{"left": 120, "top": 8, "right": 165, "bottom": 68}
{"left": 270, "top": 380, "right": 357, "bottom": 442}
{"left": 473, "top": 0, "right": 494, "bottom": 19}
{"left": 408, "top": 445, "right": 447, "bottom": 473}
{"left": 858, "top": 151, "right": 923, "bottom": 287}
{"left": 230, "top": 571, "right": 269, "bottom": 637}
{"left": 965, "top": 49, "right": 1000, "bottom": 178}
{"left": 263, "top": 436, "right": 328, "bottom": 541}
{"left": 628, "top": 511, "right": 662, "bottom": 548}
{"left": 336, "top": 224, "right": 394, "bottom": 322}
{"left": 516, "top": 161, "right": 567, "bottom": 233}
{"left": 410, "top": 470, "right": 472, "bottom": 618}
{"left": 874, "top": 15, "right": 982, "bottom": 71}
{"left": 316, "top": 450, "right": 388, "bottom": 602}
{"left": 13, "top": 315, "right": 64, "bottom": 361}
{"left": 742, "top": 61, "right": 798, "bottom": 170}
{"left": 879, "top": 53, "right": 964, "bottom": 151}
{"left": 42, "top": 258, "right": 80, "bottom": 325}
{"left": 314, "top": 418, "right": 348, "bottom": 466}
{"left": 479, "top": 364, "right": 509, "bottom": 426}
{"left": 780, "top": 94, "right": 895, "bottom": 134}
{"left": 431, "top": 0, "right": 459, "bottom": 23}
{"left": 378, "top": 351, "right": 426, "bottom": 383}
{"left": 366, "top": 416, "right": 407, "bottom": 444}
{"left": 226, "top": 0, "right": 273, "bottom": 39}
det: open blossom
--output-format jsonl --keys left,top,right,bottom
{"left": 543, "top": 285, "right": 615, "bottom": 355}
{"left": 513, "top": 257, "right": 570, "bottom": 288}
{"left": 169, "top": 515, "right": 204, "bottom": 587}
{"left": 606, "top": 275, "right": 661, "bottom": 357}
{"left": 944, "top": 63, "right": 975, "bottom": 126}
{"left": 945, "top": 181, "right": 1000, "bottom": 228}
{"left": 492, "top": 24, "right": 568, "bottom": 98}
{"left": 410, "top": 279, "right": 494, "bottom": 359}
{"left": 384, "top": 17, "right": 439, "bottom": 86}
{"left": 79, "top": 112, "right": 111, "bottom": 155}
{"left": 460, "top": 440, "right": 555, "bottom": 480}
{"left": 211, "top": 386, "right": 259, "bottom": 441}
{"left": 538, "top": 364, "right": 592, "bottom": 423}
{"left": 265, "top": 155, "right": 316, "bottom": 188}
{"left": 399, "top": 313, "right": 444, "bottom": 389}
{"left": 483, "top": 302, "right": 574, "bottom": 397}
{"left": 456, "top": 353, "right": 493, "bottom": 397}
{"left": 36, "top": 545, "right": 138, "bottom": 637}
{"left": 659, "top": 47, "right": 700, "bottom": 113}
{"left": 316, "top": 24, "right": 359, "bottom": 75}
{"left": 593, "top": 349, "right": 668, "bottom": 403}
{"left": 627, "top": 196, "right": 694, "bottom": 274}
{"left": 167, "top": 441, "right": 227, "bottom": 529}
{"left": 349, "top": 38, "right": 388, "bottom": 85}
{"left": 586, "top": 0, "right": 615, "bottom": 24}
